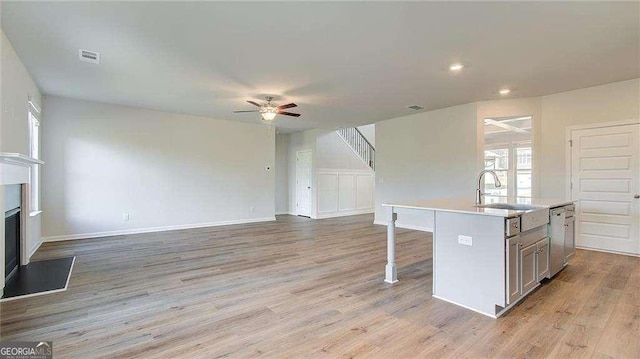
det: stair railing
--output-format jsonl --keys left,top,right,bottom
{"left": 336, "top": 127, "right": 375, "bottom": 171}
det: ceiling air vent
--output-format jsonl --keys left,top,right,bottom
{"left": 407, "top": 105, "right": 424, "bottom": 110}
{"left": 79, "top": 49, "right": 100, "bottom": 64}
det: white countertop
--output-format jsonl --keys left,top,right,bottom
{"left": 382, "top": 196, "right": 574, "bottom": 218}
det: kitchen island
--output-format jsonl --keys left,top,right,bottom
{"left": 382, "top": 197, "right": 574, "bottom": 318}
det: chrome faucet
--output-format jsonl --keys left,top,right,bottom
{"left": 476, "top": 170, "right": 502, "bottom": 205}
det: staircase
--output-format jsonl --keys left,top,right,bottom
{"left": 336, "top": 127, "right": 375, "bottom": 171}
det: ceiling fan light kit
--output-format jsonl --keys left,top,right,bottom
{"left": 233, "top": 96, "right": 300, "bottom": 122}
{"left": 261, "top": 108, "right": 277, "bottom": 121}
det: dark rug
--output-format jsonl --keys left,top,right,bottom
{"left": 2, "top": 257, "right": 75, "bottom": 301}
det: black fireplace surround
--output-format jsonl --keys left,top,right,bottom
{"left": 4, "top": 184, "right": 21, "bottom": 283}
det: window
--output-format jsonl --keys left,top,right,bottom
{"left": 484, "top": 143, "right": 532, "bottom": 198}
{"left": 484, "top": 148, "right": 509, "bottom": 197}
{"left": 28, "top": 100, "right": 40, "bottom": 211}
{"left": 484, "top": 115, "right": 533, "bottom": 198}
{"left": 516, "top": 146, "right": 532, "bottom": 197}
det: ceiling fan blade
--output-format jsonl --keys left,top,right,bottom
{"left": 233, "top": 110, "right": 259, "bottom": 113}
{"left": 277, "top": 111, "right": 301, "bottom": 117}
{"left": 247, "top": 101, "right": 261, "bottom": 107}
{"left": 276, "top": 103, "right": 297, "bottom": 110}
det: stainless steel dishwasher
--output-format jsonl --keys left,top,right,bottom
{"left": 549, "top": 204, "right": 575, "bottom": 277}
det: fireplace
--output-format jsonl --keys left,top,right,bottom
{"left": 4, "top": 185, "right": 22, "bottom": 283}
{"left": 1, "top": 153, "right": 44, "bottom": 297}
{"left": 1, "top": 177, "right": 75, "bottom": 302}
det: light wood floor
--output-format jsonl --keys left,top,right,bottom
{"left": 1, "top": 214, "right": 638, "bottom": 358}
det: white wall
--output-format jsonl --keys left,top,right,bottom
{"left": 373, "top": 78, "right": 639, "bottom": 231}
{"left": 287, "top": 128, "right": 374, "bottom": 217}
{"left": 475, "top": 79, "right": 640, "bottom": 199}
{"left": 357, "top": 124, "right": 375, "bottom": 147}
{"left": 0, "top": 30, "right": 43, "bottom": 292}
{"left": 42, "top": 96, "right": 276, "bottom": 240}
{"left": 1, "top": 31, "right": 41, "bottom": 155}
{"left": 540, "top": 79, "right": 640, "bottom": 198}
{"left": 315, "top": 130, "right": 374, "bottom": 218}
{"left": 275, "top": 133, "right": 289, "bottom": 214}
{"left": 316, "top": 131, "right": 370, "bottom": 171}
{"left": 374, "top": 103, "right": 479, "bottom": 230}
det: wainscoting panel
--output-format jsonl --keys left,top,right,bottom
{"left": 338, "top": 175, "right": 356, "bottom": 211}
{"left": 317, "top": 169, "right": 374, "bottom": 219}
{"left": 317, "top": 173, "right": 339, "bottom": 214}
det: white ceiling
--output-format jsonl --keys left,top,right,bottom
{"left": 2, "top": 2, "right": 638, "bottom": 133}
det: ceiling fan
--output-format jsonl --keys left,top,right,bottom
{"left": 233, "top": 96, "right": 300, "bottom": 121}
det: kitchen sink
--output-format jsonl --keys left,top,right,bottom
{"left": 478, "top": 203, "right": 550, "bottom": 231}
{"left": 477, "top": 203, "right": 544, "bottom": 211}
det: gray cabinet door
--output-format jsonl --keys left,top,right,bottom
{"left": 564, "top": 220, "right": 575, "bottom": 262}
{"left": 520, "top": 243, "right": 537, "bottom": 294}
{"left": 507, "top": 236, "right": 521, "bottom": 304}
{"left": 536, "top": 237, "right": 550, "bottom": 281}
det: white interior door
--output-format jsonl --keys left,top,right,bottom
{"left": 570, "top": 123, "right": 640, "bottom": 255}
{"left": 296, "top": 150, "right": 312, "bottom": 217}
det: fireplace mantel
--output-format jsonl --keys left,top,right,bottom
{"left": 0, "top": 153, "right": 44, "bottom": 166}
{"left": 1, "top": 153, "right": 43, "bottom": 187}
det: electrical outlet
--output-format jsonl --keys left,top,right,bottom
{"left": 123, "top": 213, "right": 129, "bottom": 221}
{"left": 249, "top": 206, "right": 255, "bottom": 212}
{"left": 458, "top": 235, "right": 472, "bottom": 246}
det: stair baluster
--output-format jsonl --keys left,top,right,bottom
{"left": 336, "top": 127, "right": 375, "bottom": 171}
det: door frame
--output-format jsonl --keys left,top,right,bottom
{"left": 565, "top": 119, "right": 640, "bottom": 256}
{"left": 295, "top": 150, "right": 313, "bottom": 217}
{"left": 565, "top": 119, "right": 640, "bottom": 200}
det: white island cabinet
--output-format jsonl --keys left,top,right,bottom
{"left": 382, "top": 197, "right": 574, "bottom": 318}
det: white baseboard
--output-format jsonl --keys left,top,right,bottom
{"left": 432, "top": 294, "right": 498, "bottom": 319}
{"left": 316, "top": 168, "right": 373, "bottom": 175}
{"left": 42, "top": 217, "right": 276, "bottom": 242}
{"left": 29, "top": 240, "right": 43, "bottom": 258}
{"left": 373, "top": 220, "right": 433, "bottom": 232}
{"left": 316, "top": 209, "right": 374, "bottom": 219}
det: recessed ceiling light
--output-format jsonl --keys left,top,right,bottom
{"left": 449, "top": 63, "right": 464, "bottom": 71}
{"left": 499, "top": 88, "right": 511, "bottom": 95}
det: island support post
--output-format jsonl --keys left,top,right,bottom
{"left": 385, "top": 207, "right": 398, "bottom": 284}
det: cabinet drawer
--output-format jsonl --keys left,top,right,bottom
{"left": 506, "top": 217, "right": 520, "bottom": 237}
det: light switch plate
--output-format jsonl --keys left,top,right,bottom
{"left": 458, "top": 235, "right": 472, "bottom": 246}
